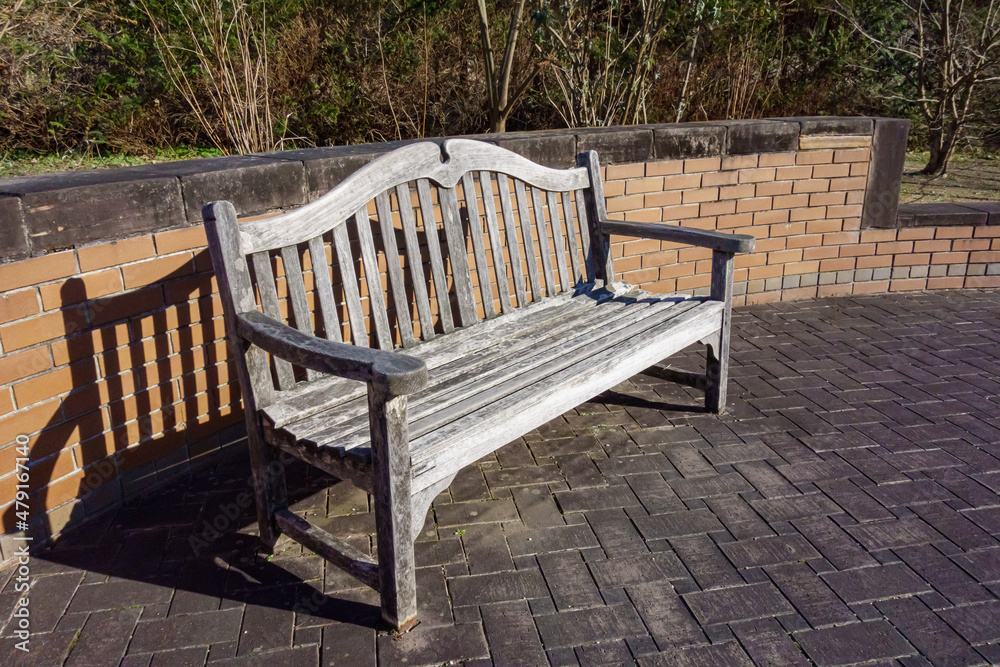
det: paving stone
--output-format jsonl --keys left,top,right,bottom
{"left": 65, "top": 608, "right": 142, "bottom": 667}
{"left": 638, "top": 640, "right": 755, "bottom": 666}
{"left": 484, "top": 465, "right": 563, "bottom": 489}
{"left": 211, "top": 646, "right": 315, "bottom": 666}
{"left": 735, "top": 461, "right": 802, "bottom": 498}
{"left": 414, "top": 538, "right": 464, "bottom": 568}
{"left": 911, "top": 503, "right": 998, "bottom": 551}
{"left": 964, "top": 506, "right": 1000, "bottom": 535}
{"left": 129, "top": 608, "right": 244, "bottom": 653}
{"left": 507, "top": 523, "right": 600, "bottom": 557}
{"left": 683, "top": 582, "right": 793, "bottom": 625}
{"left": 823, "top": 563, "right": 932, "bottom": 603}
{"left": 777, "top": 459, "right": 859, "bottom": 483}
{"left": 766, "top": 562, "right": 857, "bottom": 627}
{"left": 936, "top": 601, "right": 1000, "bottom": 645}
{"left": 511, "top": 485, "right": 567, "bottom": 528}
{"left": 67, "top": 579, "right": 175, "bottom": 614}
{"left": 720, "top": 534, "right": 820, "bottom": 568}
{"left": 433, "top": 499, "right": 519, "bottom": 527}
{"left": 626, "top": 473, "right": 686, "bottom": 513}
{"left": 950, "top": 548, "right": 1000, "bottom": 583}
{"left": 800, "top": 431, "right": 880, "bottom": 453}
{"left": 632, "top": 509, "right": 724, "bottom": 540}
{"left": 538, "top": 552, "right": 603, "bottom": 611}
{"left": 575, "top": 640, "right": 635, "bottom": 666}
{"left": 481, "top": 600, "right": 547, "bottom": 667}
{"left": 795, "top": 621, "right": 917, "bottom": 666}
{"left": 730, "top": 617, "right": 811, "bottom": 667}
{"left": 0, "top": 630, "right": 82, "bottom": 667}
{"left": 149, "top": 647, "right": 209, "bottom": 666}
{"left": 663, "top": 446, "right": 716, "bottom": 478}
{"left": 22, "top": 571, "right": 83, "bottom": 633}
{"left": 555, "top": 486, "right": 642, "bottom": 512}
{"left": 589, "top": 553, "right": 688, "bottom": 588}
{"left": 462, "top": 523, "right": 515, "bottom": 574}
{"left": 894, "top": 544, "right": 995, "bottom": 607}
{"left": 448, "top": 569, "right": 548, "bottom": 606}
{"left": 704, "top": 496, "right": 774, "bottom": 540}
{"left": 752, "top": 493, "right": 841, "bottom": 522}
{"left": 702, "top": 443, "right": 776, "bottom": 466}
{"left": 376, "top": 623, "right": 488, "bottom": 666}
{"left": 669, "top": 534, "right": 744, "bottom": 590}
{"left": 876, "top": 597, "right": 984, "bottom": 667}
{"left": 818, "top": 478, "right": 896, "bottom": 523}
{"left": 555, "top": 453, "right": 607, "bottom": 489}
{"left": 846, "top": 518, "right": 948, "bottom": 550}
{"left": 867, "top": 480, "right": 959, "bottom": 507}
{"left": 535, "top": 603, "right": 646, "bottom": 649}
{"left": 237, "top": 588, "right": 295, "bottom": 656}
{"left": 587, "top": 508, "right": 649, "bottom": 557}
{"left": 669, "top": 472, "right": 753, "bottom": 500}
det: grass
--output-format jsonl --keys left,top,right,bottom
{"left": 900, "top": 152, "right": 1000, "bottom": 204}
{"left": 0, "top": 146, "right": 225, "bottom": 178}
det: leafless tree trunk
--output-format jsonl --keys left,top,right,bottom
{"left": 475, "top": 0, "right": 541, "bottom": 133}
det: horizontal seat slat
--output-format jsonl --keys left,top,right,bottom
{"left": 306, "top": 295, "right": 703, "bottom": 457}
{"left": 409, "top": 300, "right": 725, "bottom": 489}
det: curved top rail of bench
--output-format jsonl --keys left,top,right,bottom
{"left": 238, "top": 138, "right": 591, "bottom": 254}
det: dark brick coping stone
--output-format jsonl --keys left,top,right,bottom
{"left": 890, "top": 202, "right": 1000, "bottom": 228}
{"left": 1, "top": 117, "right": 884, "bottom": 262}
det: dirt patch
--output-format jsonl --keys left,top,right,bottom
{"left": 900, "top": 153, "right": 1000, "bottom": 203}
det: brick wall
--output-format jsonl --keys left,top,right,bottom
{"left": 1, "top": 118, "right": 998, "bottom": 562}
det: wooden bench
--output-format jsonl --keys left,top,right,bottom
{"left": 202, "top": 139, "right": 754, "bottom": 630}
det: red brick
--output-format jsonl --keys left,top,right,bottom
{"left": 646, "top": 161, "right": 684, "bottom": 177}
{"left": 0, "top": 289, "right": 39, "bottom": 325}
{"left": 852, "top": 280, "right": 890, "bottom": 294}
{"left": 717, "top": 213, "right": 754, "bottom": 229}
{"left": 786, "top": 233, "right": 823, "bottom": 249}
{"left": 856, "top": 255, "right": 893, "bottom": 269}
{"left": 926, "top": 277, "right": 966, "bottom": 290}
{"left": 748, "top": 265, "right": 784, "bottom": 280}
{"left": 78, "top": 237, "right": 156, "bottom": 272}
{"left": 722, "top": 155, "right": 758, "bottom": 170}
{"left": 896, "top": 228, "right": 936, "bottom": 241}
{"left": 930, "top": 252, "right": 969, "bottom": 265}
{"left": 155, "top": 226, "right": 209, "bottom": 255}
{"left": 767, "top": 249, "right": 803, "bottom": 265}
{"left": 700, "top": 200, "right": 736, "bottom": 217}
{"left": 746, "top": 291, "right": 782, "bottom": 305}
{"left": 892, "top": 253, "right": 931, "bottom": 266}
{"left": 676, "top": 274, "right": 711, "bottom": 290}
{"left": 935, "top": 226, "right": 976, "bottom": 239}
{"left": 829, "top": 176, "right": 867, "bottom": 191}
{"left": 606, "top": 163, "right": 645, "bottom": 180}
{"left": 823, "top": 231, "right": 861, "bottom": 246}
{"left": 0, "top": 252, "right": 77, "bottom": 291}
{"left": 820, "top": 258, "right": 856, "bottom": 272}
{"left": 662, "top": 174, "right": 702, "bottom": 191}
{"left": 809, "top": 192, "right": 847, "bottom": 207}
{"left": 644, "top": 191, "right": 683, "bottom": 208}
{"left": 861, "top": 230, "right": 897, "bottom": 243}
{"left": 684, "top": 157, "right": 721, "bottom": 173}
{"left": 39, "top": 270, "right": 124, "bottom": 310}
{"left": 0, "top": 307, "right": 88, "bottom": 351}
{"left": 736, "top": 198, "right": 772, "bottom": 214}
{"left": 702, "top": 171, "right": 739, "bottom": 187}
{"left": 781, "top": 286, "right": 819, "bottom": 301}
{"left": 755, "top": 181, "right": 793, "bottom": 197}
{"left": 738, "top": 168, "right": 776, "bottom": 184}
{"left": 970, "top": 251, "right": 1000, "bottom": 263}
{"left": 775, "top": 166, "right": 812, "bottom": 180}
{"left": 625, "top": 177, "right": 665, "bottom": 195}
{"left": 890, "top": 278, "right": 927, "bottom": 292}
{"left": 660, "top": 204, "right": 700, "bottom": 221}
{"left": 606, "top": 194, "right": 645, "bottom": 213}
{"left": 850, "top": 163, "right": 870, "bottom": 177}
{"left": 876, "top": 241, "right": 914, "bottom": 255}
{"left": 622, "top": 208, "right": 661, "bottom": 223}
{"left": 719, "top": 184, "right": 756, "bottom": 200}
{"left": 603, "top": 181, "right": 626, "bottom": 197}
{"left": 817, "top": 283, "right": 854, "bottom": 297}
{"left": 811, "top": 163, "right": 851, "bottom": 179}
{"left": 965, "top": 276, "right": 1000, "bottom": 288}
{"left": 789, "top": 207, "right": 827, "bottom": 223}
{"left": 796, "top": 150, "right": 835, "bottom": 165}
{"left": 758, "top": 153, "right": 796, "bottom": 167}
{"left": 838, "top": 243, "right": 876, "bottom": 258}
{"left": 805, "top": 219, "right": 844, "bottom": 234}
{"left": 678, "top": 247, "right": 713, "bottom": 262}
{"left": 834, "top": 148, "right": 871, "bottom": 163}
{"left": 753, "top": 210, "right": 791, "bottom": 226}
{"left": 0, "top": 346, "right": 53, "bottom": 388}
{"left": 90, "top": 287, "right": 165, "bottom": 327}
{"left": 681, "top": 187, "right": 719, "bottom": 204}
{"left": 773, "top": 194, "right": 810, "bottom": 210}
{"left": 951, "top": 238, "right": 990, "bottom": 251}
{"left": 803, "top": 246, "right": 840, "bottom": 261}
{"left": 792, "top": 179, "right": 830, "bottom": 194}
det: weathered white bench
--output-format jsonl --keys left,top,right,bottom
{"left": 203, "top": 139, "right": 753, "bottom": 630}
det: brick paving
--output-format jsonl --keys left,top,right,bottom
{"left": 2, "top": 289, "right": 1000, "bottom": 666}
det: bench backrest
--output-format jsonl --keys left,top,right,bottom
{"left": 204, "top": 139, "right": 612, "bottom": 401}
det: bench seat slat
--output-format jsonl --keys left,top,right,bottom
{"left": 298, "top": 294, "right": 701, "bottom": 457}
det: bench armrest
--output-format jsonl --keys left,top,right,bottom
{"left": 600, "top": 220, "right": 755, "bottom": 254}
{"left": 236, "top": 310, "right": 428, "bottom": 396}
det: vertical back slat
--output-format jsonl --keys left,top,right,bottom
{"left": 307, "top": 236, "right": 343, "bottom": 343}
{"left": 546, "top": 190, "right": 570, "bottom": 291}
{"left": 574, "top": 189, "right": 593, "bottom": 282}
{"left": 439, "top": 185, "right": 478, "bottom": 327}
{"left": 280, "top": 245, "right": 320, "bottom": 380}
{"left": 375, "top": 191, "right": 416, "bottom": 348}
{"left": 332, "top": 222, "right": 368, "bottom": 347}
{"left": 250, "top": 251, "right": 296, "bottom": 389}
{"left": 416, "top": 179, "right": 455, "bottom": 334}
{"left": 496, "top": 174, "right": 526, "bottom": 308}
{"left": 577, "top": 151, "right": 615, "bottom": 283}
{"left": 479, "top": 171, "right": 511, "bottom": 314}
{"left": 531, "top": 186, "right": 556, "bottom": 297}
{"left": 513, "top": 179, "right": 541, "bottom": 302}
{"left": 461, "top": 173, "right": 495, "bottom": 319}
{"left": 353, "top": 209, "right": 393, "bottom": 350}
{"left": 561, "top": 192, "right": 583, "bottom": 285}
{"left": 395, "top": 184, "right": 435, "bottom": 341}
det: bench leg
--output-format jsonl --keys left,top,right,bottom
{"left": 369, "top": 387, "right": 417, "bottom": 631}
{"left": 247, "top": 422, "right": 288, "bottom": 553}
{"left": 706, "top": 249, "right": 735, "bottom": 414}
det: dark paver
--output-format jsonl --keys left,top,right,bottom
{"left": 796, "top": 621, "right": 917, "bottom": 666}
{"left": 4, "top": 290, "right": 1000, "bottom": 667}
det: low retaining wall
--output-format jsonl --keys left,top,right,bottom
{"left": 1, "top": 117, "right": 998, "bottom": 561}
